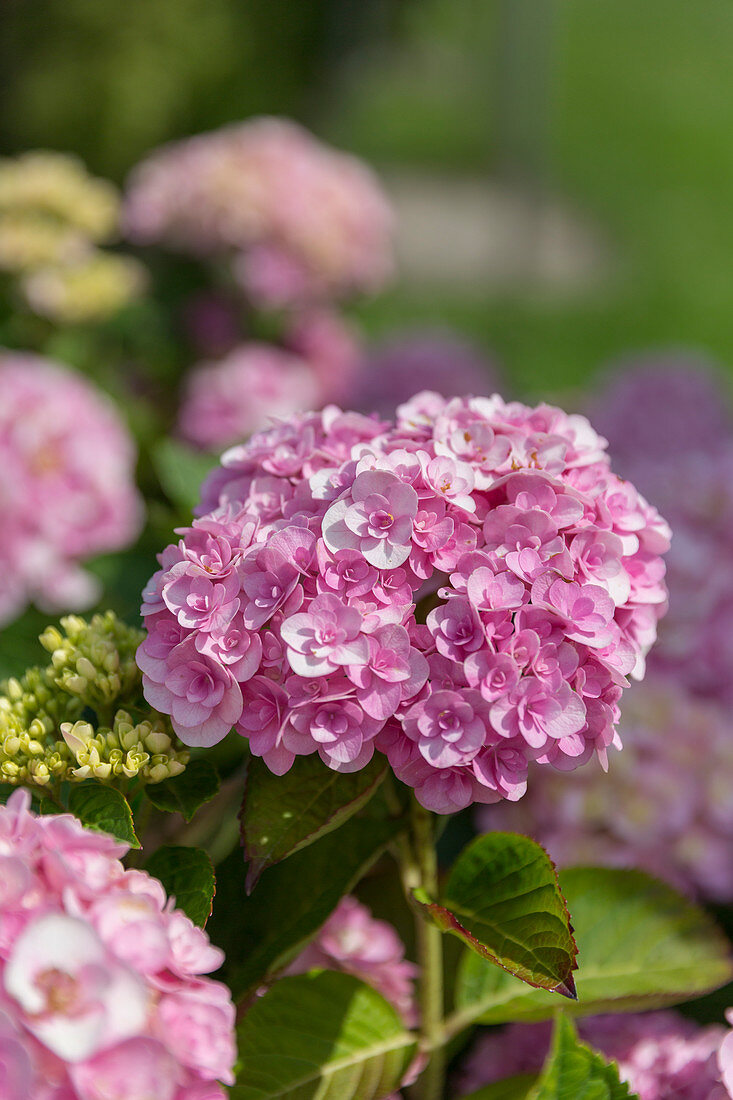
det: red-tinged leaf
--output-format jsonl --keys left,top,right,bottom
{"left": 415, "top": 832, "right": 578, "bottom": 997}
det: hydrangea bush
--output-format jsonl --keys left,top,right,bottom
{"left": 138, "top": 391, "right": 670, "bottom": 814}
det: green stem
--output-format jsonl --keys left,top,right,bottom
{"left": 405, "top": 797, "right": 446, "bottom": 1100}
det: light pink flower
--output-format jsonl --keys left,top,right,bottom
{"left": 287, "top": 897, "right": 418, "bottom": 1026}
{"left": 124, "top": 117, "right": 394, "bottom": 306}
{"left": 0, "top": 790, "right": 235, "bottom": 1100}
{"left": 178, "top": 343, "right": 323, "bottom": 451}
{"left": 322, "top": 469, "right": 419, "bottom": 569}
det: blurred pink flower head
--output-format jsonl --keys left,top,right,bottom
{"left": 0, "top": 789, "right": 235, "bottom": 1100}
{"left": 123, "top": 117, "right": 394, "bottom": 306}
{"left": 140, "top": 391, "right": 669, "bottom": 813}
{"left": 0, "top": 352, "right": 143, "bottom": 626}
{"left": 178, "top": 343, "right": 323, "bottom": 451}
{"left": 287, "top": 896, "right": 418, "bottom": 1026}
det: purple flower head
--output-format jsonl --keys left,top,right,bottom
{"left": 457, "top": 1012, "right": 727, "bottom": 1100}
{"left": 139, "top": 392, "right": 668, "bottom": 808}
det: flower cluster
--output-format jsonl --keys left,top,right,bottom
{"left": 123, "top": 116, "right": 394, "bottom": 306}
{"left": 0, "top": 151, "right": 145, "bottom": 322}
{"left": 479, "top": 678, "right": 733, "bottom": 901}
{"left": 178, "top": 343, "right": 323, "bottom": 451}
{"left": 589, "top": 356, "right": 733, "bottom": 704}
{"left": 0, "top": 354, "right": 143, "bottom": 625}
{"left": 1, "top": 614, "right": 187, "bottom": 790}
{"left": 139, "top": 392, "right": 669, "bottom": 814}
{"left": 287, "top": 896, "right": 418, "bottom": 1026}
{"left": 0, "top": 789, "right": 235, "bottom": 1100}
{"left": 456, "top": 1013, "right": 728, "bottom": 1099}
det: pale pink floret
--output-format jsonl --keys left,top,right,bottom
{"left": 139, "top": 392, "right": 668, "bottom": 810}
{"left": 0, "top": 790, "right": 235, "bottom": 1100}
{"left": 0, "top": 353, "right": 142, "bottom": 626}
{"left": 322, "top": 469, "right": 419, "bottom": 569}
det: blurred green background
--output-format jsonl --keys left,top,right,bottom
{"left": 3, "top": 0, "right": 732, "bottom": 399}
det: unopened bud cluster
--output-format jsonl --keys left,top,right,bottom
{"left": 0, "top": 612, "right": 188, "bottom": 789}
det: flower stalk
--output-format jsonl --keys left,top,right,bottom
{"left": 404, "top": 796, "right": 446, "bottom": 1100}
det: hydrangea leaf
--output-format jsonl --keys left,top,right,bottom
{"left": 146, "top": 758, "right": 220, "bottom": 821}
{"left": 230, "top": 970, "right": 416, "bottom": 1100}
{"left": 415, "top": 833, "right": 577, "bottom": 998}
{"left": 209, "top": 813, "right": 403, "bottom": 1000}
{"left": 241, "top": 753, "right": 387, "bottom": 892}
{"left": 145, "top": 845, "right": 215, "bottom": 927}
{"left": 152, "top": 438, "right": 218, "bottom": 514}
{"left": 528, "top": 1014, "right": 636, "bottom": 1099}
{"left": 68, "top": 780, "right": 140, "bottom": 848}
{"left": 458, "top": 1076, "right": 537, "bottom": 1100}
{"left": 454, "top": 867, "right": 733, "bottom": 1025}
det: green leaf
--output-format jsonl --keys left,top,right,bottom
{"left": 455, "top": 867, "right": 733, "bottom": 1025}
{"left": 145, "top": 845, "right": 216, "bottom": 927}
{"left": 416, "top": 833, "right": 577, "bottom": 998}
{"left": 459, "top": 1076, "right": 536, "bottom": 1100}
{"left": 152, "top": 438, "right": 218, "bottom": 515}
{"left": 231, "top": 970, "right": 416, "bottom": 1100}
{"left": 528, "top": 1014, "right": 636, "bottom": 1099}
{"left": 146, "top": 758, "right": 220, "bottom": 821}
{"left": 241, "top": 753, "right": 386, "bottom": 891}
{"left": 209, "top": 813, "right": 403, "bottom": 1000}
{"left": 68, "top": 780, "right": 140, "bottom": 848}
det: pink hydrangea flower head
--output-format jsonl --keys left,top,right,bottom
{"left": 0, "top": 353, "right": 143, "bottom": 626}
{"left": 458, "top": 1013, "right": 727, "bottom": 1099}
{"left": 287, "top": 896, "right": 418, "bottom": 1026}
{"left": 480, "top": 678, "right": 733, "bottom": 902}
{"left": 123, "top": 117, "right": 394, "bottom": 306}
{"left": 140, "top": 392, "right": 669, "bottom": 812}
{"left": 0, "top": 789, "right": 235, "bottom": 1100}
